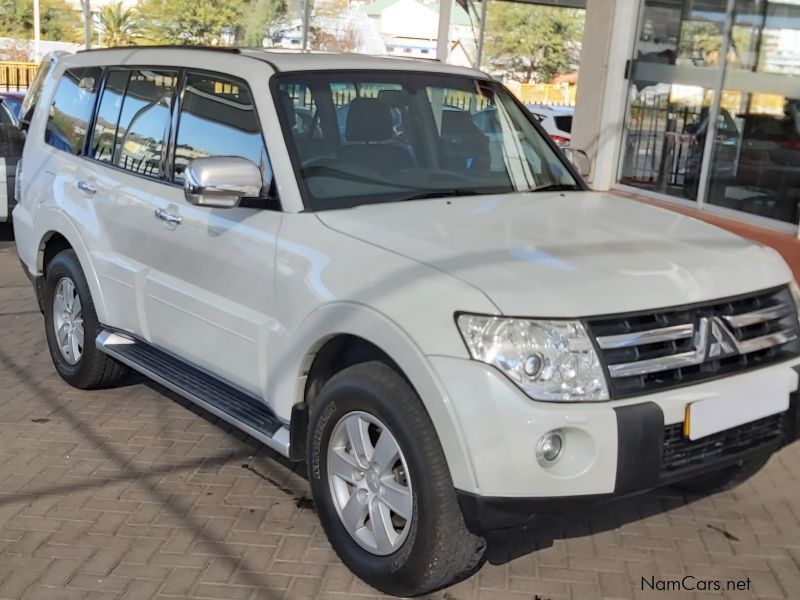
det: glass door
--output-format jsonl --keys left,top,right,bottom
{"left": 618, "top": 0, "right": 731, "bottom": 201}
{"left": 705, "top": 0, "right": 800, "bottom": 225}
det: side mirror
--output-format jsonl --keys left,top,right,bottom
{"left": 562, "top": 147, "right": 591, "bottom": 178}
{"left": 184, "top": 156, "right": 262, "bottom": 209}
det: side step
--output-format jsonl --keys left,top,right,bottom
{"left": 96, "top": 330, "right": 290, "bottom": 456}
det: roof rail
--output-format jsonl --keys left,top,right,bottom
{"left": 77, "top": 45, "right": 243, "bottom": 54}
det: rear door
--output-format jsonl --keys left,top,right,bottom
{"left": 83, "top": 68, "right": 179, "bottom": 337}
{"left": 145, "top": 70, "right": 282, "bottom": 398}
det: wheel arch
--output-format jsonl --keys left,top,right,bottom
{"left": 35, "top": 213, "right": 108, "bottom": 324}
{"left": 274, "top": 302, "right": 478, "bottom": 492}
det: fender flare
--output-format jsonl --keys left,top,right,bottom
{"left": 269, "top": 301, "right": 478, "bottom": 493}
{"left": 34, "top": 209, "right": 109, "bottom": 325}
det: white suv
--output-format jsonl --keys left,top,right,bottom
{"left": 13, "top": 47, "right": 800, "bottom": 596}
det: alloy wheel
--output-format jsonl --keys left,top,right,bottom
{"left": 327, "top": 410, "right": 413, "bottom": 555}
{"left": 52, "top": 277, "right": 84, "bottom": 365}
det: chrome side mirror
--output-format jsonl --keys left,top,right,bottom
{"left": 562, "top": 147, "right": 591, "bottom": 179}
{"left": 184, "top": 156, "right": 262, "bottom": 209}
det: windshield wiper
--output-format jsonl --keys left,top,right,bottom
{"left": 397, "top": 189, "right": 489, "bottom": 201}
{"left": 526, "top": 183, "right": 581, "bottom": 193}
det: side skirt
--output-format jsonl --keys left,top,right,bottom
{"left": 96, "top": 329, "right": 290, "bottom": 456}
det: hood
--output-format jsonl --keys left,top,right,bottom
{"left": 316, "top": 192, "right": 793, "bottom": 317}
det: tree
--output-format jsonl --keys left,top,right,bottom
{"left": 0, "top": 0, "right": 83, "bottom": 43}
{"left": 677, "top": 21, "right": 722, "bottom": 67}
{"left": 98, "top": 2, "right": 141, "bottom": 47}
{"left": 138, "top": 0, "right": 245, "bottom": 45}
{"left": 483, "top": 4, "right": 584, "bottom": 84}
{"left": 243, "top": 0, "right": 288, "bottom": 47}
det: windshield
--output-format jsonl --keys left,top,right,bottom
{"left": 273, "top": 71, "right": 580, "bottom": 210}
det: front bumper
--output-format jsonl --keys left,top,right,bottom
{"left": 457, "top": 394, "right": 797, "bottom": 532}
{"left": 428, "top": 356, "right": 800, "bottom": 532}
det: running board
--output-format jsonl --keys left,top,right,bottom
{"left": 96, "top": 330, "right": 290, "bottom": 456}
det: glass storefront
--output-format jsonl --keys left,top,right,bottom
{"left": 619, "top": 0, "right": 800, "bottom": 227}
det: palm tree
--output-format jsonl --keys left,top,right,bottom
{"left": 98, "top": 2, "right": 140, "bottom": 47}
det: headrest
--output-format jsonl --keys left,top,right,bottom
{"left": 345, "top": 97, "right": 394, "bottom": 142}
{"left": 126, "top": 78, "right": 159, "bottom": 101}
{"left": 278, "top": 91, "right": 296, "bottom": 119}
{"left": 441, "top": 110, "right": 482, "bottom": 136}
{"left": 377, "top": 89, "right": 411, "bottom": 107}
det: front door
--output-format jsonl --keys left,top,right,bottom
{"left": 145, "top": 71, "right": 282, "bottom": 399}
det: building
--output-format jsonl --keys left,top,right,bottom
{"left": 569, "top": 0, "right": 800, "bottom": 236}
{"left": 418, "top": 0, "right": 799, "bottom": 236}
{"left": 360, "top": 0, "right": 475, "bottom": 65}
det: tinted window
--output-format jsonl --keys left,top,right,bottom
{"left": 554, "top": 115, "right": 572, "bottom": 133}
{"left": 91, "top": 70, "right": 129, "bottom": 162}
{"left": 115, "top": 70, "right": 177, "bottom": 177}
{"left": 275, "top": 73, "right": 577, "bottom": 210}
{"left": 46, "top": 67, "right": 101, "bottom": 155}
{"left": 3, "top": 96, "right": 22, "bottom": 118}
{"left": 21, "top": 58, "right": 55, "bottom": 126}
{"left": 0, "top": 103, "right": 14, "bottom": 125}
{"left": 174, "top": 73, "right": 268, "bottom": 187}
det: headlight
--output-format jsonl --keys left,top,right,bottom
{"left": 456, "top": 314, "right": 609, "bottom": 401}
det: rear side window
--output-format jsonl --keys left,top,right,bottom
{"left": 91, "top": 70, "right": 129, "bottom": 162}
{"left": 114, "top": 70, "right": 177, "bottom": 178}
{"left": 21, "top": 57, "right": 56, "bottom": 127}
{"left": 45, "top": 67, "right": 101, "bottom": 155}
{"left": 173, "top": 72, "right": 269, "bottom": 188}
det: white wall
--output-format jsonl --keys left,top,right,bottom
{"left": 570, "top": 0, "right": 639, "bottom": 190}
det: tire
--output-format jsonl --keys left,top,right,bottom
{"left": 0, "top": 123, "right": 24, "bottom": 158}
{"left": 671, "top": 455, "right": 770, "bottom": 495}
{"left": 307, "top": 361, "right": 486, "bottom": 597}
{"left": 43, "top": 249, "right": 128, "bottom": 389}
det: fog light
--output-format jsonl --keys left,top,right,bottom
{"left": 536, "top": 431, "right": 564, "bottom": 465}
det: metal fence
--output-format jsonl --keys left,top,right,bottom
{"left": 505, "top": 82, "right": 577, "bottom": 107}
{"left": 0, "top": 61, "right": 38, "bottom": 91}
{"left": 620, "top": 94, "right": 702, "bottom": 192}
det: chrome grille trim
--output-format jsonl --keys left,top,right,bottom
{"left": 606, "top": 328, "right": 799, "bottom": 378}
{"left": 737, "top": 328, "right": 798, "bottom": 354}
{"left": 608, "top": 350, "right": 703, "bottom": 378}
{"left": 587, "top": 287, "right": 800, "bottom": 398}
{"left": 721, "top": 302, "right": 793, "bottom": 328}
{"left": 596, "top": 323, "right": 693, "bottom": 350}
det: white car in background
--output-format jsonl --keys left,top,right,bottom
{"left": 526, "top": 103, "right": 574, "bottom": 147}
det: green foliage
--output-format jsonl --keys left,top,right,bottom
{"left": 0, "top": 0, "right": 83, "bottom": 43}
{"left": 484, "top": 4, "right": 584, "bottom": 83}
{"left": 136, "top": 0, "right": 288, "bottom": 46}
{"left": 243, "top": 0, "right": 287, "bottom": 47}
{"left": 98, "top": 2, "right": 140, "bottom": 47}
{"left": 138, "top": 0, "right": 246, "bottom": 45}
{"left": 677, "top": 21, "right": 722, "bottom": 66}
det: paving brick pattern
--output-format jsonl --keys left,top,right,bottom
{"left": 1, "top": 230, "right": 799, "bottom": 599}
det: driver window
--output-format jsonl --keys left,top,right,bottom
{"left": 173, "top": 72, "right": 270, "bottom": 193}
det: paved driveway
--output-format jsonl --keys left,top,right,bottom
{"left": 0, "top": 228, "right": 799, "bottom": 600}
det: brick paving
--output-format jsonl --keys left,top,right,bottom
{"left": 1, "top": 225, "right": 800, "bottom": 600}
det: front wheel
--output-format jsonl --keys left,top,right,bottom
{"left": 307, "top": 361, "right": 486, "bottom": 597}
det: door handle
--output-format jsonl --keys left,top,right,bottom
{"left": 154, "top": 208, "right": 182, "bottom": 225}
{"left": 77, "top": 180, "right": 96, "bottom": 195}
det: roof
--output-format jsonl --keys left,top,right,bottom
{"left": 66, "top": 46, "right": 487, "bottom": 78}
{"left": 360, "top": 0, "right": 472, "bottom": 27}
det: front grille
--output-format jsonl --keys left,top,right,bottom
{"left": 661, "top": 412, "right": 788, "bottom": 478}
{"left": 587, "top": 286, "right": 800, "bottom": 398}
